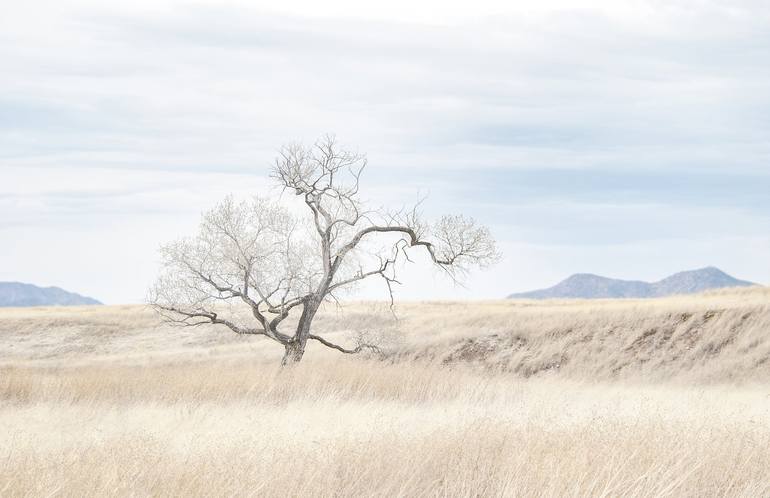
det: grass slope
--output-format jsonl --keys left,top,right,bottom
{"left": 1, "top": 287, "right": 769, "bottom": 496}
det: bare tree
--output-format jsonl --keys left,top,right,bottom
{"left": 150, "top": 136, "right": 499, "bottom": 365}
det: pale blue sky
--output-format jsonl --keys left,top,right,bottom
{"left": 2, "top": 0, "right": 769, "bottom": 303}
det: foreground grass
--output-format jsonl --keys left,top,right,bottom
{"left": 1, "top": 288, "right": 769, "bottom": 496}
{"left": 2, "top": 357, "right": 770, "bottom": 497}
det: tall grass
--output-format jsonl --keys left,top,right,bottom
{"left": 1, "top": 287, "right": 769, "bottom": 496}
{"left": 2, "top": 358, "right": 770, "bottom": 497}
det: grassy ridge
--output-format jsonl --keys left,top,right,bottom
{"left": 1, "top": 287, "right": 769, "bottom": 496}
{"left": 1, "top": 286, "right": 768, "bottom": 382}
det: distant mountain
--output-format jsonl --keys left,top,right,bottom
{"left": 508, "top": 267, "right": 756, "bottom": 299}
{"left": 0, "top": 282, "right": 102, "bottom": 307}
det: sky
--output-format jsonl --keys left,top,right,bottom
{"left": 2, "top": 0, "right": 769, "bottom": 303}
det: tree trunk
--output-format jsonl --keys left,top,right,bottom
{"left": 281, "top": 299, "right": 320, "bottom": 366}
{"left": 281, "top": 341, "right": 305, "bottom": 365}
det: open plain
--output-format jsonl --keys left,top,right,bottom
{"left": 1, "top": 286, "right": 770, "bottom": 497}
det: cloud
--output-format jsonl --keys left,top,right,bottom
{"left": 1, "top": 0, "right": 769, "bottom": 301}
{"left": 4, "top": 3, "right": 770, "bottom": 174}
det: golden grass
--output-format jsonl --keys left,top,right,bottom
{"left": 1, "top": 287, "right": 769, "bottom": 496}
{"left": 2, "top": 286, "right": 768, "bottom": 382}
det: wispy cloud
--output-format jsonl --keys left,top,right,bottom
{"left": 1, "top": 0, "right": 769, "bottom": 301}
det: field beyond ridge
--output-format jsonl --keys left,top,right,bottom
{"left": 1, "top": 287, "right": 769, "bottom": 496}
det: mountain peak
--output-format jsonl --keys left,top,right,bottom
{"left": 674, "top": 266, "right": 724, "bottom": 276}
{"left": 0, "top": 282, "right": 102, "bottom": 307}
{"left": 508, "top": 267, "right": 756, "bottom": 300}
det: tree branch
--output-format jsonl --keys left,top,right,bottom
{"left": 153, "top": 304, "right": 265, "bottom": 336}
{"left": 308, "top": 334, "right": 384, "bottom": 357}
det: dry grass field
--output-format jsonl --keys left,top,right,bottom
{"left": 1, "top": 286, "right": 770, "bottom": 496}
